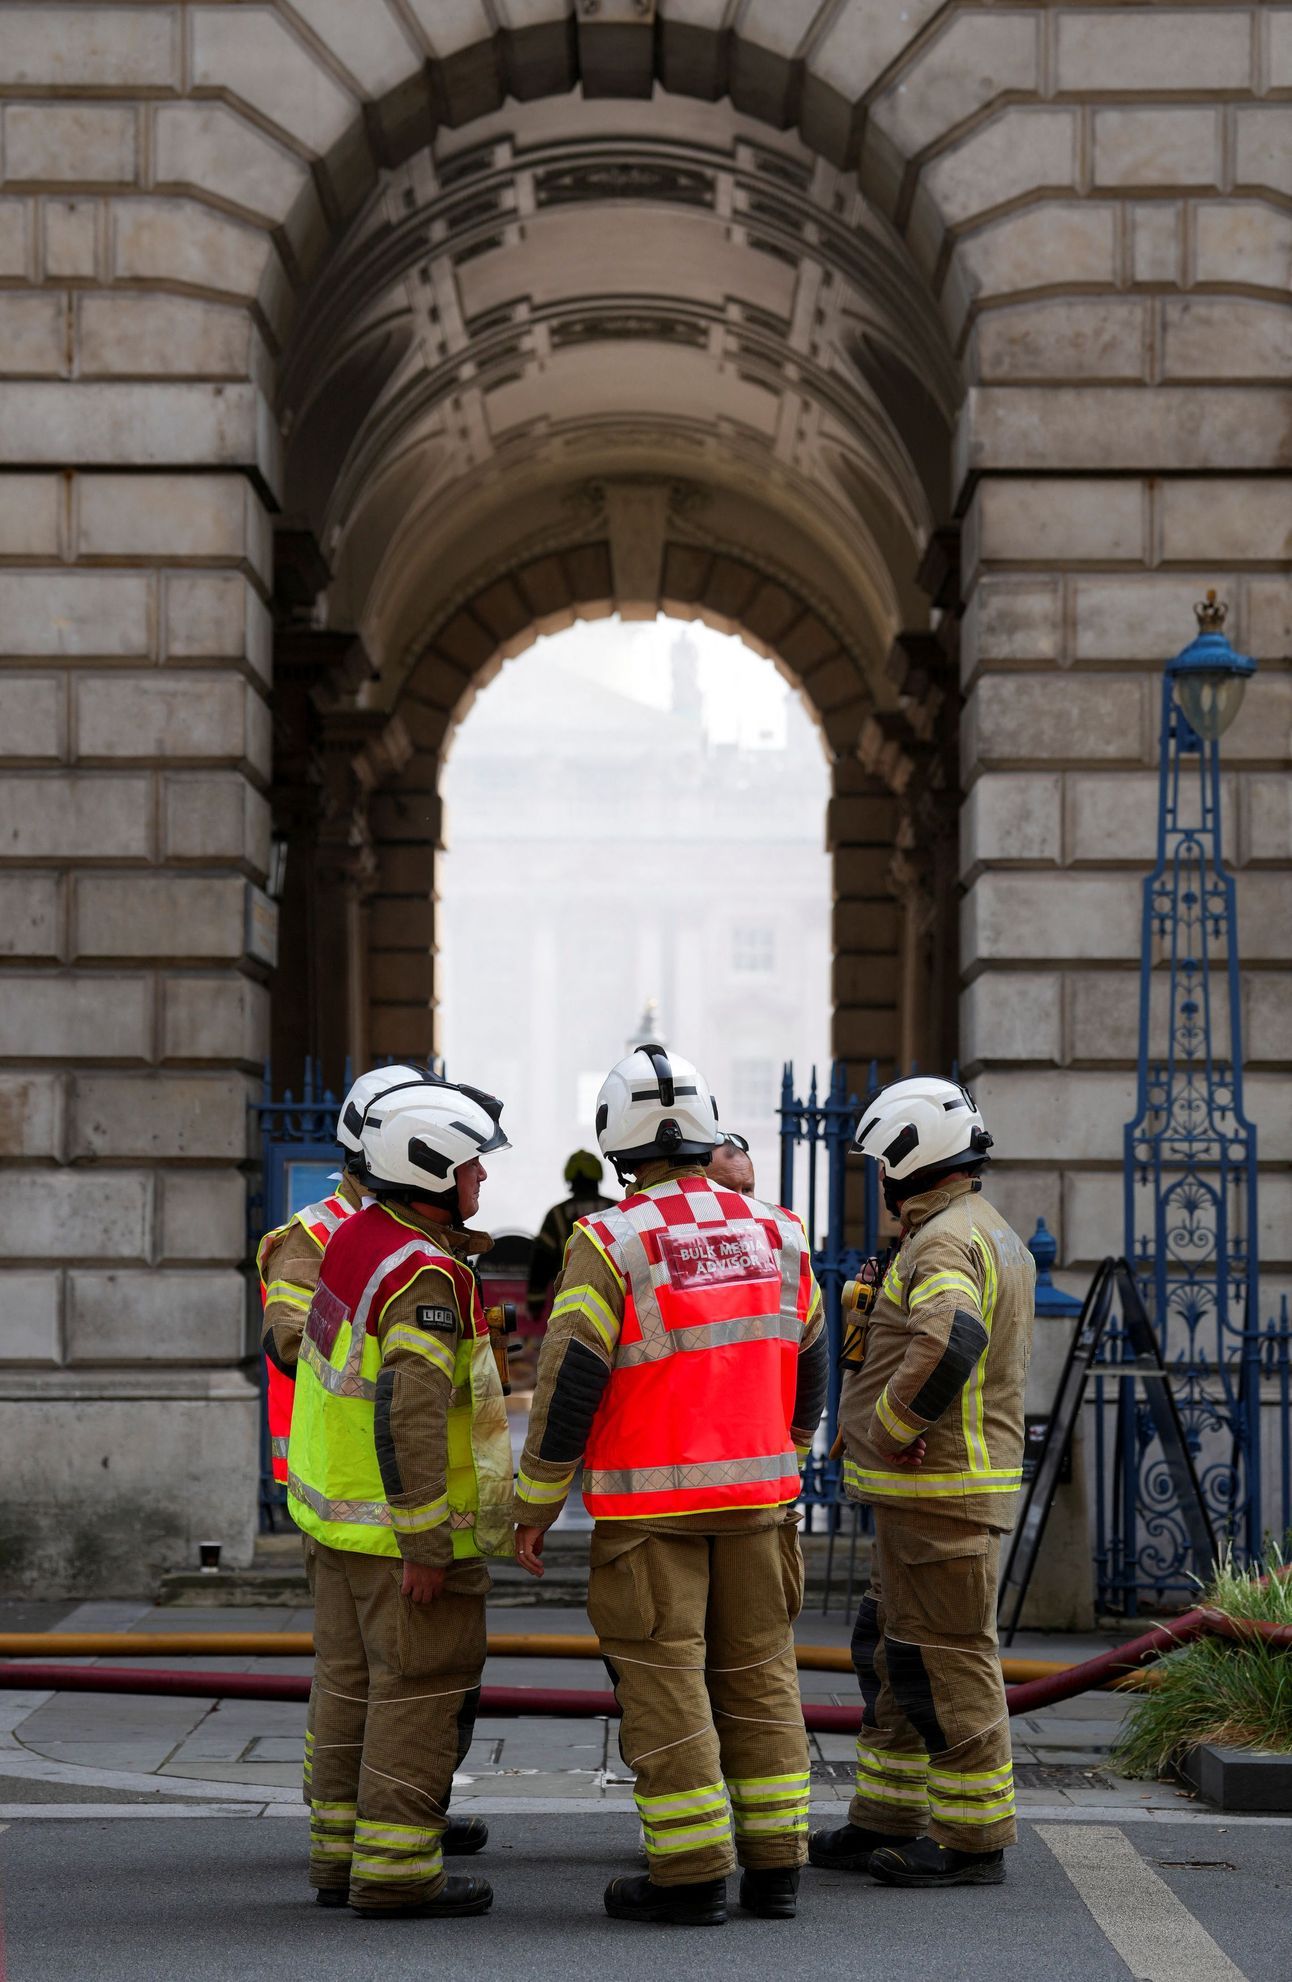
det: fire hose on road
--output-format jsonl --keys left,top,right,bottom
{"left": 3, "top": 1604, "right": 1285, "bottom": 1724}
{"left": 0, "top": 1629, "right": 1125, "bottom": 1687}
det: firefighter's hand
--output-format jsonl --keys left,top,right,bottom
{"left": 893, "top": 1438, "right": 928, "bottom": 1468}
{"left": 516, "top": 1526, "right": 546, "bottom": 1579}
{"left": 401, "top": 1561, "right": 446, "bottom": 1604}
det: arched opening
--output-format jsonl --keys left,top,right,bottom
{"left": 438, "top": 614, "right": 832, "bottom": 1232}
{"left": 267, "top": 82, "right": 964, "bottom": 1114}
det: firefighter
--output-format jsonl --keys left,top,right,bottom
{"left": 257, "top": 1063, "right": 440, "bottom": 1484}
{"left": 515, "top": 1044, "right": 829, "bottom": 1927}
{"left": 525, "top": 1149, "right": 615, "bottom": 1325}
{"left": 809, "top": 1077, "right": 1035, "bottom": 1888}
{"left": 287, "top": 1078, "right": 515, "bottom": 1917}
{"left": 706, "top": 1129, "right": 755, "bottom": 1194}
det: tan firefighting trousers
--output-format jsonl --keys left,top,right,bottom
{"left": 588, "top": 1520, "right": 812, "bottom": 1887}
{"left": 847, "top": 1509, "right": 1016, "bottom": 1851}
{"left": 303, "top": 1538, "right": 487, "bottom": 1908}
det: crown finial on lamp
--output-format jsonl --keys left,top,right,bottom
{"left": 1193, "top": 587, "right": 1228, "bottom": 634}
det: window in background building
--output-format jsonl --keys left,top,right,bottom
{"left": 732, "top": 925, "right": 775, "bottom": 974}
{"left": 730, "top": 1055, "right": 778, "bottom": 1119}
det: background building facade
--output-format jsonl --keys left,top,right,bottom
{"left": 0, "top": 1, "right": 1287, "bottom": 1591}
{"left": 439, "top": 625, "right": 831, "bottom": 1231}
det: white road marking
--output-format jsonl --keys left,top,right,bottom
{"left": 1013, "top": 1805, "right": 1292, "bottom": 1829}
{"left": 1038, "top": 1823, "right": 1248, "bottom": 1982}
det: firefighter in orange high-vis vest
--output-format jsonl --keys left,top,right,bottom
{"left": 256, "top": 1063, "right": 440, "bottom": 1485}
{"left": 809, "top": 1077, "right": 1035, "bottom": 1892}
{"left": 515, "top": 1045, "right": 829, "bottom": 1929}
{"left": 289, "top": 1076, "right": 515, "bottom": 1919}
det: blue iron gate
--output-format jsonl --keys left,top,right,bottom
{"left": 251, "top": 1060, "right": 351, "bottom": 1530}
{"left": 778, "top": 1060, "right": 875, "bottom": 1530}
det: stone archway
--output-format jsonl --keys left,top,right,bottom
{"left": 265, "top": 81, "right": 967, "bottom": 1110}
{"left": 354, "top": 509, "right": 945, "bottom": 1090}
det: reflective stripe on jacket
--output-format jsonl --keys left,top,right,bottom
{"left": 256, "top": 1191, "right": 360, "bottom": 1485}
{"left": 838, "top": 1182, "right": 1035, "bottom": 1530}
{"left": 579, "top": 1175, "right": 811, "bottom": 1520}
{"left": 286, "top": 1202, "right": 513, "bottom": 1559}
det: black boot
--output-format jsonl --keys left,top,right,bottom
{"left": 604, "top": 1874, "right": 728, "bottom": 1926}
{"left": 808, "top": 1823, "right": 921, "bottom": 1871}
{"left": 313, "top": 1887, "right": 348, "bottom": 1909}
{"left": 868, "top": 1837, "right": 1005, "bottom": 1887}
{"left": 353, "top": 1875, "right": 494, "bottom": 1918}
{"left": 738, "top": 1868, "right": 800, "bottom": 1919}
{"left": 442, "top": 1816, "right": 488, "bottom": 1856}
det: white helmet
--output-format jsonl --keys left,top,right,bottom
{"left": 337, "top": 1063, "right": 438, "bottom": 1154}
{"left": 853, "top": 1075, "right": 993, "bottom": 1183}
{"left": 596, "top": 1043, "right": 719, "bottom": 1175}
{"left": 360, "top": 1079, "right": 509, "bottom": 1197}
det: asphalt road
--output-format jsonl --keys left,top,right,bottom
{"left": 3, "top": 1814, "right": 1291, "bottom": 1982}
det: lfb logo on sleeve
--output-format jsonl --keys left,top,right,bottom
{"left": 305, "top": 1283, "right": 350, "bottom": 1359}
{"left": 416, "top": 1304, "right": 457, "bottom": 1334}
{"left": 658, "top": 1226, "right": 778, "bottom": 1289}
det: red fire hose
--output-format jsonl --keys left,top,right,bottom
{"left": 1004, "top": 1605, "right": 1292, "bottom": 1715}
{"left": 1, "top": 1606, "right": 1287, "bottom": 1726}
{"left": 0, "top": 1665, "right": 861, "bottom": 1728}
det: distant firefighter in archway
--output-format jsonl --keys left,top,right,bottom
{"left": 525, "top": 1148, "right": 615, "bottom": 1327}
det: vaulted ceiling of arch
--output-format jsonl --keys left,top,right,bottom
{"left": 279, "top": 90, "right": 960, "bottom": 724}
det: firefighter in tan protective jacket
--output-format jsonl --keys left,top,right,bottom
{"left": 257, "top": 1062, "right": 495, "bottom": 1894}
{"left": 809, "top": 1077, "right": 1035, "bottom": 1890}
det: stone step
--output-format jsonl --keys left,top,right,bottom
{"left": 158, "top": 1528, "right": 873, "bottom": 1609}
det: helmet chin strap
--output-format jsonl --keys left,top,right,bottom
{"left": 884, "top": 1159, "right": 988, "bottom": 1218}
{"left": 372, "top": 1178, "right": 462, "bottom": 1220}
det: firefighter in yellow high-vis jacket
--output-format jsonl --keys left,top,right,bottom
{"left": 809, "top": 1077, "right": 1035, "bottom": 1890}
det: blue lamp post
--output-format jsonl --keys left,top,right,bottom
{"left": 1123, "top": 591, "right": 1260, "bottom": 1591}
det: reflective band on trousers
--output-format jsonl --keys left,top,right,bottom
{"left": 728, "top": 1771, "right": 811, "bottom": 1835}
{"left": 635, "top": 1781, "right": 732, "bottom": 1860}
{"left": 855, "top": 1743, "right": 929, "bottom": 1807}
{"left": 583, "top": 1450, "right": 798, "bottom": 1499}
{"left": 928, "top": 1761, "right": 1015, "bottom": 1825}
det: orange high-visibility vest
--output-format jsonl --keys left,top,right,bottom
{"left": 579, "top": 1175, "right": 811, "bottom": 1520}
{"left": 257, "top": 1192, "right": 357, "bottom": 1485}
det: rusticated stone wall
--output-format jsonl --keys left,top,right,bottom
{"left": 0, "top": 1, "right": 1287, "bottom": 1593}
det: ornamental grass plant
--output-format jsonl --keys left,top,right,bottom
{"left": 1114, "top": 1545, "right": 1292, "bottom": 1780}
